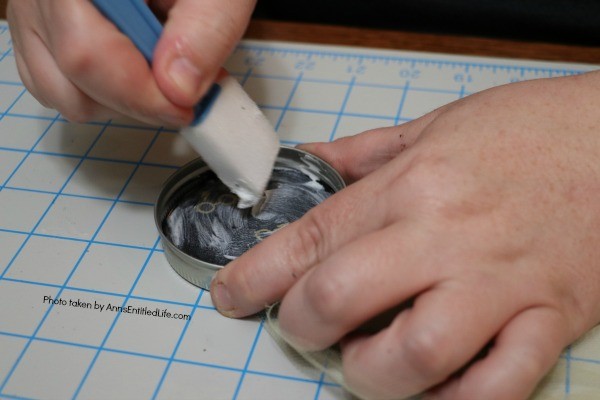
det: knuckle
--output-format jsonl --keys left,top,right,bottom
{"left": 400, "top": 154, "right": 482, "bottom": 221}
{"left": 469, "top": 349, "right": 549, "bottom": 400}
{"left": 291, "top": 211, "right": 329, "bottom": 265}
{"left": 401, "top": 326, "right": 452, "bottom": 379}
{"left": 402, "top": 155, "right": 453, "bottom": 202}
{"left": 55, "top": 36, "right": 94, "bottom": 79}
{"left": 303, "top": 272, "right": 347, "bottom": 323}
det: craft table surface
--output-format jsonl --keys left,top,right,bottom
{"left": 0, "top": 7, "right": 599, "bottom": 400}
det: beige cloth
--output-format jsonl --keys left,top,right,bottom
{"left": 265, "top": 306, "right": 600, "bottom": 399}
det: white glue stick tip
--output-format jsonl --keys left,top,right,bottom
{"left": 180, "top": 75, "right": 279, "bottom": 208}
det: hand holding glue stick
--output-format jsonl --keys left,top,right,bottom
{"left": 93, "top": 0, "right": 279, "bottom": 207}
{"left": 8, "top": 0, "right": 276, "bottom": 207}
{"left": 8, "top": 0, "right": 257, "bottom": 125}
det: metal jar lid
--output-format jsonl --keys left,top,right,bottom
{"left": 155, "top": 146, "right": 346, "bottom": 290}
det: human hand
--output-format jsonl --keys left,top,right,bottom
{"left": 210, "top": 71, "right": 600, "bottom": 399}
{"left": 7, "top": 0, "right": 256, "bottom": 125}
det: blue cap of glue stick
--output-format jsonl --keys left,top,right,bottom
{"left": 91, "top": 0, "right": 219, "bottom": 123}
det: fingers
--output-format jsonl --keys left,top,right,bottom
{"left": 428, "top": 307, "right": 568, "bottom": 400}
{"left": 9, "top": 1, "right": 113, "bottom": 120}
{"left": 210, "top": 155, "right": 412, "bottom": 318}
{"left": 153, "top": 0, "right": 257, "bottom": 106}
{"left": 12, "top": 19, "right": 117, "bottom": 122}
{"left": 46, "top": 0, "right": 192, "bottom": 125}
{"left": 298, "top": 107, "right": 442, "bottom": 183}
{"left": 9, "top": 0, "right": 192, "bottom": 125}
{"left": 275, "top": 223, "right": 431, "bottom": 351}
{"left": 339, "top": 281, "right": 527, "bottom": 399}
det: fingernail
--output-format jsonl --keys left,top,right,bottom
{"left": 168, "top": 57, "right": 202, "bottom": 99}
{"left": 212, "top": 281, "right": 235, "bottom": 316}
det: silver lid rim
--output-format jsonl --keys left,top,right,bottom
{"left": 154, "top": 145, "right": 346, "bottom": 290}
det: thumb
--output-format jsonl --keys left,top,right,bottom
{"left": 299, "top": 110, "right": 440, "bottom": 183}
{"left": 153, "top": 0, "right": 256, "bottom": 107}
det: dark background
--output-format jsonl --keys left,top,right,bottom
{"left": 1, "top": 0, "right": 598, "bottom": 46}
{"left": 0, "top": 0, "right": 598, "bottom": 63}
{"left": 254, "top": 0, "right": 600, "bottom": 46}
